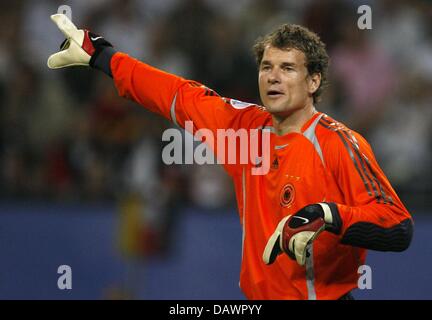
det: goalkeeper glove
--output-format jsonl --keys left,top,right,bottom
{"left": 47, "top": 14, "right": 115, "bottom": 74}
{"left": 262, "top": 203, "right": 341, "bottom": 266}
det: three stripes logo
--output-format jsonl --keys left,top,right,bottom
{"left": 318, "top": 116, "right": 393, "bottom": 205}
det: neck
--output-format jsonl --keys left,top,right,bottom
{"left": 272, "top": 103, "right": 317, "bottom": 136}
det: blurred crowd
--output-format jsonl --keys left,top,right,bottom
{"left": 1, "top": 0, "right": 432, "bottom": 212}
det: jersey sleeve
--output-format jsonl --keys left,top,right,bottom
{"left": 110, "top": 52, "right": 266, "bottom": 132}
{"left": 110, "top": 52, "right": 266, "bottom": 175}
{"left": 321, "top": 124, "right": 413, "bottom": 252}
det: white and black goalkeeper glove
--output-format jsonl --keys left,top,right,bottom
{"left": 262, "top": 203, "right": 341, "bottom": 266}
{"left": 47, "top": 14, "right": 116, "bottom": 76}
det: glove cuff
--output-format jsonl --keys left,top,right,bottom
{"left": 90, "top": 46, "right": 117, "bottom": 78}
{"left": 319, "top": 202, "right": 342, "bottom": 235}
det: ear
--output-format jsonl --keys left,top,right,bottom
{"left": 308, "top": 73, "right": 321, "bottom": 95}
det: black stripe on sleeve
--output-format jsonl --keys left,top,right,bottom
{"left": 319, "top": 118, "right": 391, "bottom": 204}
{"left": 340, "top": 130, "right": 386, "bottom": 204}
{"left": 340, "top": 129, "right": 393, "bottom": 205}
{"left": 319, "top": 121, "right": 375, "bottom": 199}
{"left": 359, "top": 147, "right": 394, "bottom": 205}
{"left": 341, "top": 218, "right": 413, "bottom": 251}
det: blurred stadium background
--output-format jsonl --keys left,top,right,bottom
{"left": 0, "top": 0, "right": 431, "bottom": 299}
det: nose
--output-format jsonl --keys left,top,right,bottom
{"left": 267, "top": 68, "right": 281, "bottom": 84}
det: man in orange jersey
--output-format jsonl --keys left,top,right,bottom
{"left": 48, "top": 14, "right": 413, "bottom": 300}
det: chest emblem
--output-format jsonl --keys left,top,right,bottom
{"left": 280, "top": 183, "right": 295, "bottom": 208}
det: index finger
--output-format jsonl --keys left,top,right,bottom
{"left": 50, "top": 14, "right": 78, "bottom": 38}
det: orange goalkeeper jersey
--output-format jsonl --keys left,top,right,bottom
{"left": 110, "top": 53, "right": 412, "bottom": 300}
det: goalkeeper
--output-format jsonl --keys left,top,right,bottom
{"left": 48, "top": 14, "right": 413, "bottom": 300}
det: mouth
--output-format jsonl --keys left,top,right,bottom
{"left": 267, "top": 90, "right": 284, "bottom": 98}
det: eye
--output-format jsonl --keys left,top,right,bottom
{"left": 260, "top": 65, "right": 271, "bottom": 71}
{"left": 283, "top": 66, "right": 294, "bottom": 71}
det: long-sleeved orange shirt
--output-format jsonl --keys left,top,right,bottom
{"left": 110, "top": 52, "right": 413, "bottom": 300}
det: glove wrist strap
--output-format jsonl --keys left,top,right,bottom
{"left": 321, "top": 202, "right": 342, "bottom": 234}
{"left": 90, "top": 46, "right": 117, "bottom": 78}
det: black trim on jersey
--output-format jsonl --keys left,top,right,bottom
{"left": 341, "top": 218, "right": 413, "bottom": 251}
{"left": 318, "top": 120, "right": 374, "bottom": 198}
{"left": 319, "top": 117, "right": 378, "bottom": 201}
{"left": 203, "top": 88, "right": 220, "bottom": 97}
{"left": 188, "top": 81, "right": 201, "bottom": 87}
{"left": 361, "top": 149, "right": 394, "bottom": 205}
{"left": 340, "top": 129, "right": 393, "bottom": 205}
{"left": 339, "top": 129, "right": 383, "bottom": 203}
{"left": 324, "top": 202, "right": 343, "bottom": 235}
{"left": 319, "top": 117, "right": 392, "bottom": 204}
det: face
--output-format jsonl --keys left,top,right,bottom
{"left": 258, "top": 46, "right": 320, "bottom": 117}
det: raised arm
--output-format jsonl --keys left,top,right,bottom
{"left": 47, "top": 14, "right": 266, "bottom": 135}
